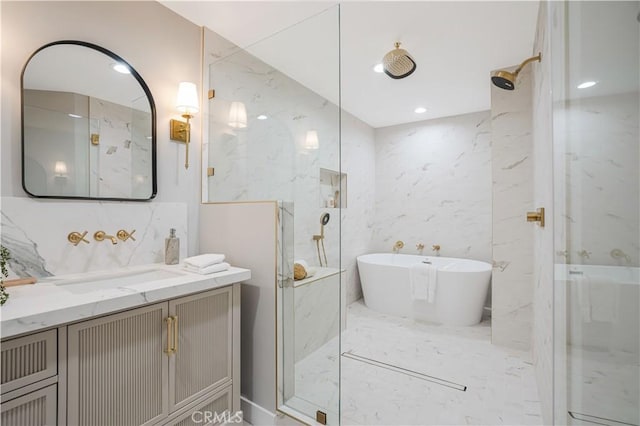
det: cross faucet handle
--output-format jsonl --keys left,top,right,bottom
{"left": 117, "top": 229, "right": 137, "bottom": 242}
{"left": 68, "top": 231, "right": 89, "bottom": 246}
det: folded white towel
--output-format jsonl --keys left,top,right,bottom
{"left": 184, "top": 254, "right": 225, "bottom": 269}
{"left": 410, "top": 262, "right": 438, "bottom": 303}
{"left": 184, "top": 262, "right": 230, "bottom": 275}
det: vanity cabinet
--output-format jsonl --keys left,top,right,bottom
{"left": 0, "top": 282, "right": 241, "bottom": 426}
{"left": 66, "top": 285, "right": 238, "bottom": 426}
{"left": 1, "top": 330, "right": 59, "bottom": 426}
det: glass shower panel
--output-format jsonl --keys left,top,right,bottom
{"left": 552, "top": 2, "right": 640, "bottom": 425}
{"left": 205, "top": 5, "right": 341, "bottom": 424}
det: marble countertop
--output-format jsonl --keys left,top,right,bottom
{"left": 0, "top": 263, "right": 250, "bottom": 340}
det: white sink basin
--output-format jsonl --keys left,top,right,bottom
{"left": 48, "top": 267, "right": 187, "bottom": 294}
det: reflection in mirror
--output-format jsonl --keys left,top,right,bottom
{"left": 21, "top": 41, "right": 156, "bottom": 200}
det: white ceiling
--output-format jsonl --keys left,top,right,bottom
{"left": 162, "top": 1, "right": 540, "bottom": 128}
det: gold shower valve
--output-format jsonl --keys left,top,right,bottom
{"left": 526, "top": 208, "right": 545, "bottom": 227}
{"left": 117, "top": 229, "right": 137, "bottom": 242}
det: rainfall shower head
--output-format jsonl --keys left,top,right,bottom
{"left": 491, "top": 53, "right": 542, "bottom": 90}
{"left": 382, "top": 42, "right": 417, "bottom": 79}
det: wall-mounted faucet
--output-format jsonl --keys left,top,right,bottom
{"left": 94, "top": 231, "right": 118, "bottom": 245}
{"left": 393, "top": 240, "right": 404, "bottom": 253}
{"left": 432, "top": 244, "right": 441, "bottom": 256}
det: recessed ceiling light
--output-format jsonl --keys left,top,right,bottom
{"left": 577, "top": 81, "right": 597, "bottom": 89}
{"left": 373, "top": 63, "right": 384, "bottom": 73}
{"left": 414, "top": 107, "right": 427, "bottom": 114}
{"left": 68, "top": 113, "right": 82, "bottom": 119}
{"left": 257, "top": 115, "right": 268, "bottom": 120}
{"left": 112, "top": 63, "right": 131, "bottom": 74}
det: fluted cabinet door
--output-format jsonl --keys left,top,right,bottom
{"left": 67, "top": 303, "right": 170, "bottom": 426}
{"left": 0, "top": 384, "right": 57, "bottom": 426}
{"left": 168, "top": 287, "right": 233, "bottom": 412}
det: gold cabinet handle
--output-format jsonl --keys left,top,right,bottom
{"left": 164, "top": 316, "right": 174, "bottom": 355}
{"left": 171, "top": 315, "right": 178, "bottom": 353}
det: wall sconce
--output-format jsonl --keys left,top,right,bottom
{"left": 228, "top": 101, "right": 247, "bottom": 129}
{"left": 304, "top": 130, "right": 319, "bottom": 150}
{"left": 170, "top": 82, "right": 199, "bottom": 169}
{"left": 54, "top": 161, "right": 68, "bottom": 178}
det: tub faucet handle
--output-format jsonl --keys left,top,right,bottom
{"left": 432, "top": 244, "right": 441, "bottom": 256}
{"left": 416, "top": 243, "right": 425, "bottom": 252}
{"left": 393, "top": 240, "right": 404, "bottom": 253}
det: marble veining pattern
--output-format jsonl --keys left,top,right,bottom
{"left": 372, "top": 111, "right": 492, "bottom": 264}
{"left": 491, "top": 65, "right": 534, "bottom": 351}
{"left": 294, "top": 301, "right": 542, "bottom": 425}
{"left": 0, "top": 197, "right": 187, "bottom": 277}
{"left": 293, "top": 269, "right": 344, "bottom": 362}
{"left": 532, "top": 2, "right": 554, "bottom": 423}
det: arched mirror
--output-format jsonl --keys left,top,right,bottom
{"left": 21, "top": 41, "right": 156, "bottom": 200}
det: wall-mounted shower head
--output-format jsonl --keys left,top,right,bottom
{"left": 383, "top": 42, "right": 417, "bottom": 79}
{"left": 491, "top": 53, "right": 542, "bottom": 90}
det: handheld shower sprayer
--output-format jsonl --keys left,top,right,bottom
{"left": 313, "top": 213, "right": 331, "bottom": 267}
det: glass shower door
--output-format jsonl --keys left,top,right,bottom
{"left": 202, "top": 5, "right": 342, "bottom": 424}
{"left": 552, "top": 2, "right": 640, "bottom": 425}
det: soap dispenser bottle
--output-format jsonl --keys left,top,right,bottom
{"left": 165, "top": 228, "right": 179, "bottom": 265}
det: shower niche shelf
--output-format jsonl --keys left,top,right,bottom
{"left": 319, "top": 168, "right": 347, "bottom": 208}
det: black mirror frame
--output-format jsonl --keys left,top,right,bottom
{"left": 20, "top": 40, "right": 157, "bottom": 201}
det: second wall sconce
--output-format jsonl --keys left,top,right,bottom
{"left": 170, "top": 82, "right": 199, "bottom": 169}
{"left": 305, "top": 130, "right": 319, "bottom": 150}
{"left": 54, "top": 160, "right": 68, "bottom": 178}
{"left": 228, "top": 101, "right": 247, "bottom": 129}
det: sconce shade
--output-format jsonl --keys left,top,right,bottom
{"left": 54, "top": 161, "right": 68, "bottom": 176}
{"left": 305, "top": 130, "right": 319, "bottom": 150}
{"left": 176, "top": 82, "right": 199, "bottom": 115}
{"left": 228, "top": 101, "right": 247, "bottom": 129}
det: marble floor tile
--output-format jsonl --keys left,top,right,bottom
{"left": 293, "top": 301, "right": 543, "bottom": 425}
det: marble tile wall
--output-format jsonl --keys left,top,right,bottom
{"left": 531, "top": 1, "right": 554, "bottom": 423}
{"left": 560, "top": 92, "right": 639, "bottom": 267}
{"left": 1, "top": 197, "right": 187, "bottom": 278}
{"left": 491, "top": 65, "right": 534, "bottom": 351}
{"left": 204, "top": 29, "right": 376, "bottom": 304}
{"left": 293, "top": 269, "right": 345, "bottom": 362}
{"left": 89, "top": 97, "right": 152, "bottom": 198}
{"left": 371, "top": 111, "right": 492, "bottom": 263}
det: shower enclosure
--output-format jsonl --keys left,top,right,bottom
{"left": 549, "top": 2, "right": 639, "bottom": 425}
{"left": 201, "top": 5, "right": 342, "bottom": 424}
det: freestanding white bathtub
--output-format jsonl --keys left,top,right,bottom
{"left": 357, "top": 253, "right": 492, "bottom": 326}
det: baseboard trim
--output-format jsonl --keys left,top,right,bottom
{"left": 240, "top": 397, "right": 276, "bottom": 425}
